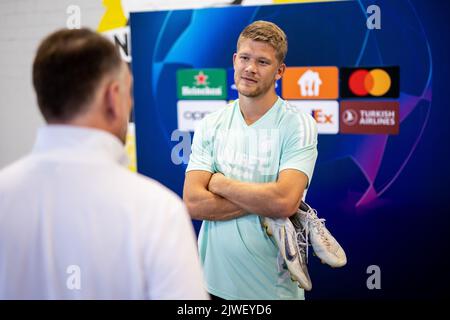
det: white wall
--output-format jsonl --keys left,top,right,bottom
{"left": 0, "top": 0, "right": 103, "bottom": 169}
{"left": 0, "top": 0, "right": 274, "bottom": 169}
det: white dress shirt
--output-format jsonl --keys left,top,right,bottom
{"left": 0, "top": 125, "right": 208, "bottom": 300}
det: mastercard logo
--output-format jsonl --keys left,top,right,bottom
{"left": 348, "top": 69, "right": 391, "bottom": 96}
{"left": 340, "top": 66, "right": 399, "bottom": 99}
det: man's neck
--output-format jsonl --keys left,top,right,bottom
{"left": 48, "top": 106, "right": 124, "bottom": 144}
{"left": 238, "top": 92, "right": 278, "bottom": 126}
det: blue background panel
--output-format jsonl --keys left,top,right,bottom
{"left": 130, "top": 0, "right": 450, "bottom": 299}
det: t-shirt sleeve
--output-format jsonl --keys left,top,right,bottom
{"left": 186, "top": 119, "right": 214, "bottom": 173}
{"left": 279, "top": 112, "right": 318, "bottom": 188}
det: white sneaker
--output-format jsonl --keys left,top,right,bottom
{"left": 292, "top": 201, "right": 347, "bottom": 268}
{"left": 262, "top": 217, "right": 312, "bottom": 291}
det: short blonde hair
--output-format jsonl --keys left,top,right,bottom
{"left": 237, "top": 20, "right": 288, "bottom": 63}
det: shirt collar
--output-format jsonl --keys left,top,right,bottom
{"left": 235, "top": 96, "right": 282, "bottom": 128}
{"left": 32, "top": 125, "right": 129, "bottom": 166}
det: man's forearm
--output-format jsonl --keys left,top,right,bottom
{"left": 209, "top": 176, "right": 299, "bottom": 218}
{"left": 185, "top": 189, "right": 246, "bottom": 221}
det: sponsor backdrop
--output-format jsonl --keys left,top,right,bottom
{"left": 130, "top": 1, "right": 450, "bottom": 298}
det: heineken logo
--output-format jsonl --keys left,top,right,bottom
{"left": 181, "top": 87, "right": 223, "bottom": 96}
{"left": 177, "top": 69, "right": 227, "bottom": 100}
{"left": 194, "top": 71, "right": 208, "bottom": 86}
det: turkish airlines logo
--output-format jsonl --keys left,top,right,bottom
{"left": 340, "top": 101, "right": 399, "bottom": 134}
{"left": 340, "top": 66, "right": 399, "bottom": 98}
{"left": 342, "top": 109, "right": 358, "bottom": 126}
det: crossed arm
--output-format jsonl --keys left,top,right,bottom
{"left": 183, "top": 169, "right": 308, "bottom": 221}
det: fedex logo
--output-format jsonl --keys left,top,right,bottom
{"left": 311, "top": 109, "right": 334, "bottom": 124}
{"left": 287, "top": 101, "right": 339, "bottom": 134}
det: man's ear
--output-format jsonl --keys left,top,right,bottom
{"left": 104, "top": 80, "right": 121, "bottom": 122}
{"left": 232, "top": 53, "right": 237, "bottom": 68}
{"left": 275, "top": 63, "right": 286, "bottom": 81}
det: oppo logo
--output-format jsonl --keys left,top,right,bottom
{"left": 183, "top": 111, "right": 210, "bottom": 120}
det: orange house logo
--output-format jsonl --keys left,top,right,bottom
{"left": 282, "top": 66, "right": 338, "bottom": 99}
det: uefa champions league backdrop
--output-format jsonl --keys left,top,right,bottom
{"left": 130, "top": 1, "right": 450, "bottom": 299}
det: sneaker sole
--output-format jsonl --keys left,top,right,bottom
{"left": 290, "top": 273, "right": 312, "bottom": 291}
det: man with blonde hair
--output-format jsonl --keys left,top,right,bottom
{"left": 184, "top": 20, "right": 345, "bottom": 300}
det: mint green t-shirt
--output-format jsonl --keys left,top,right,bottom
{"left": 186, "top": 97, "right": 318, "bottom": 300}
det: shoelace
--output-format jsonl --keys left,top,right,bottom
{"left": 305, "top": 208, "right": 330, "bottom": 247}
{"left": 295, "top": 224, "right": 309, "bottom": 263}
{"left": 291, "top": 214, "right": 310, "bottom": 262}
